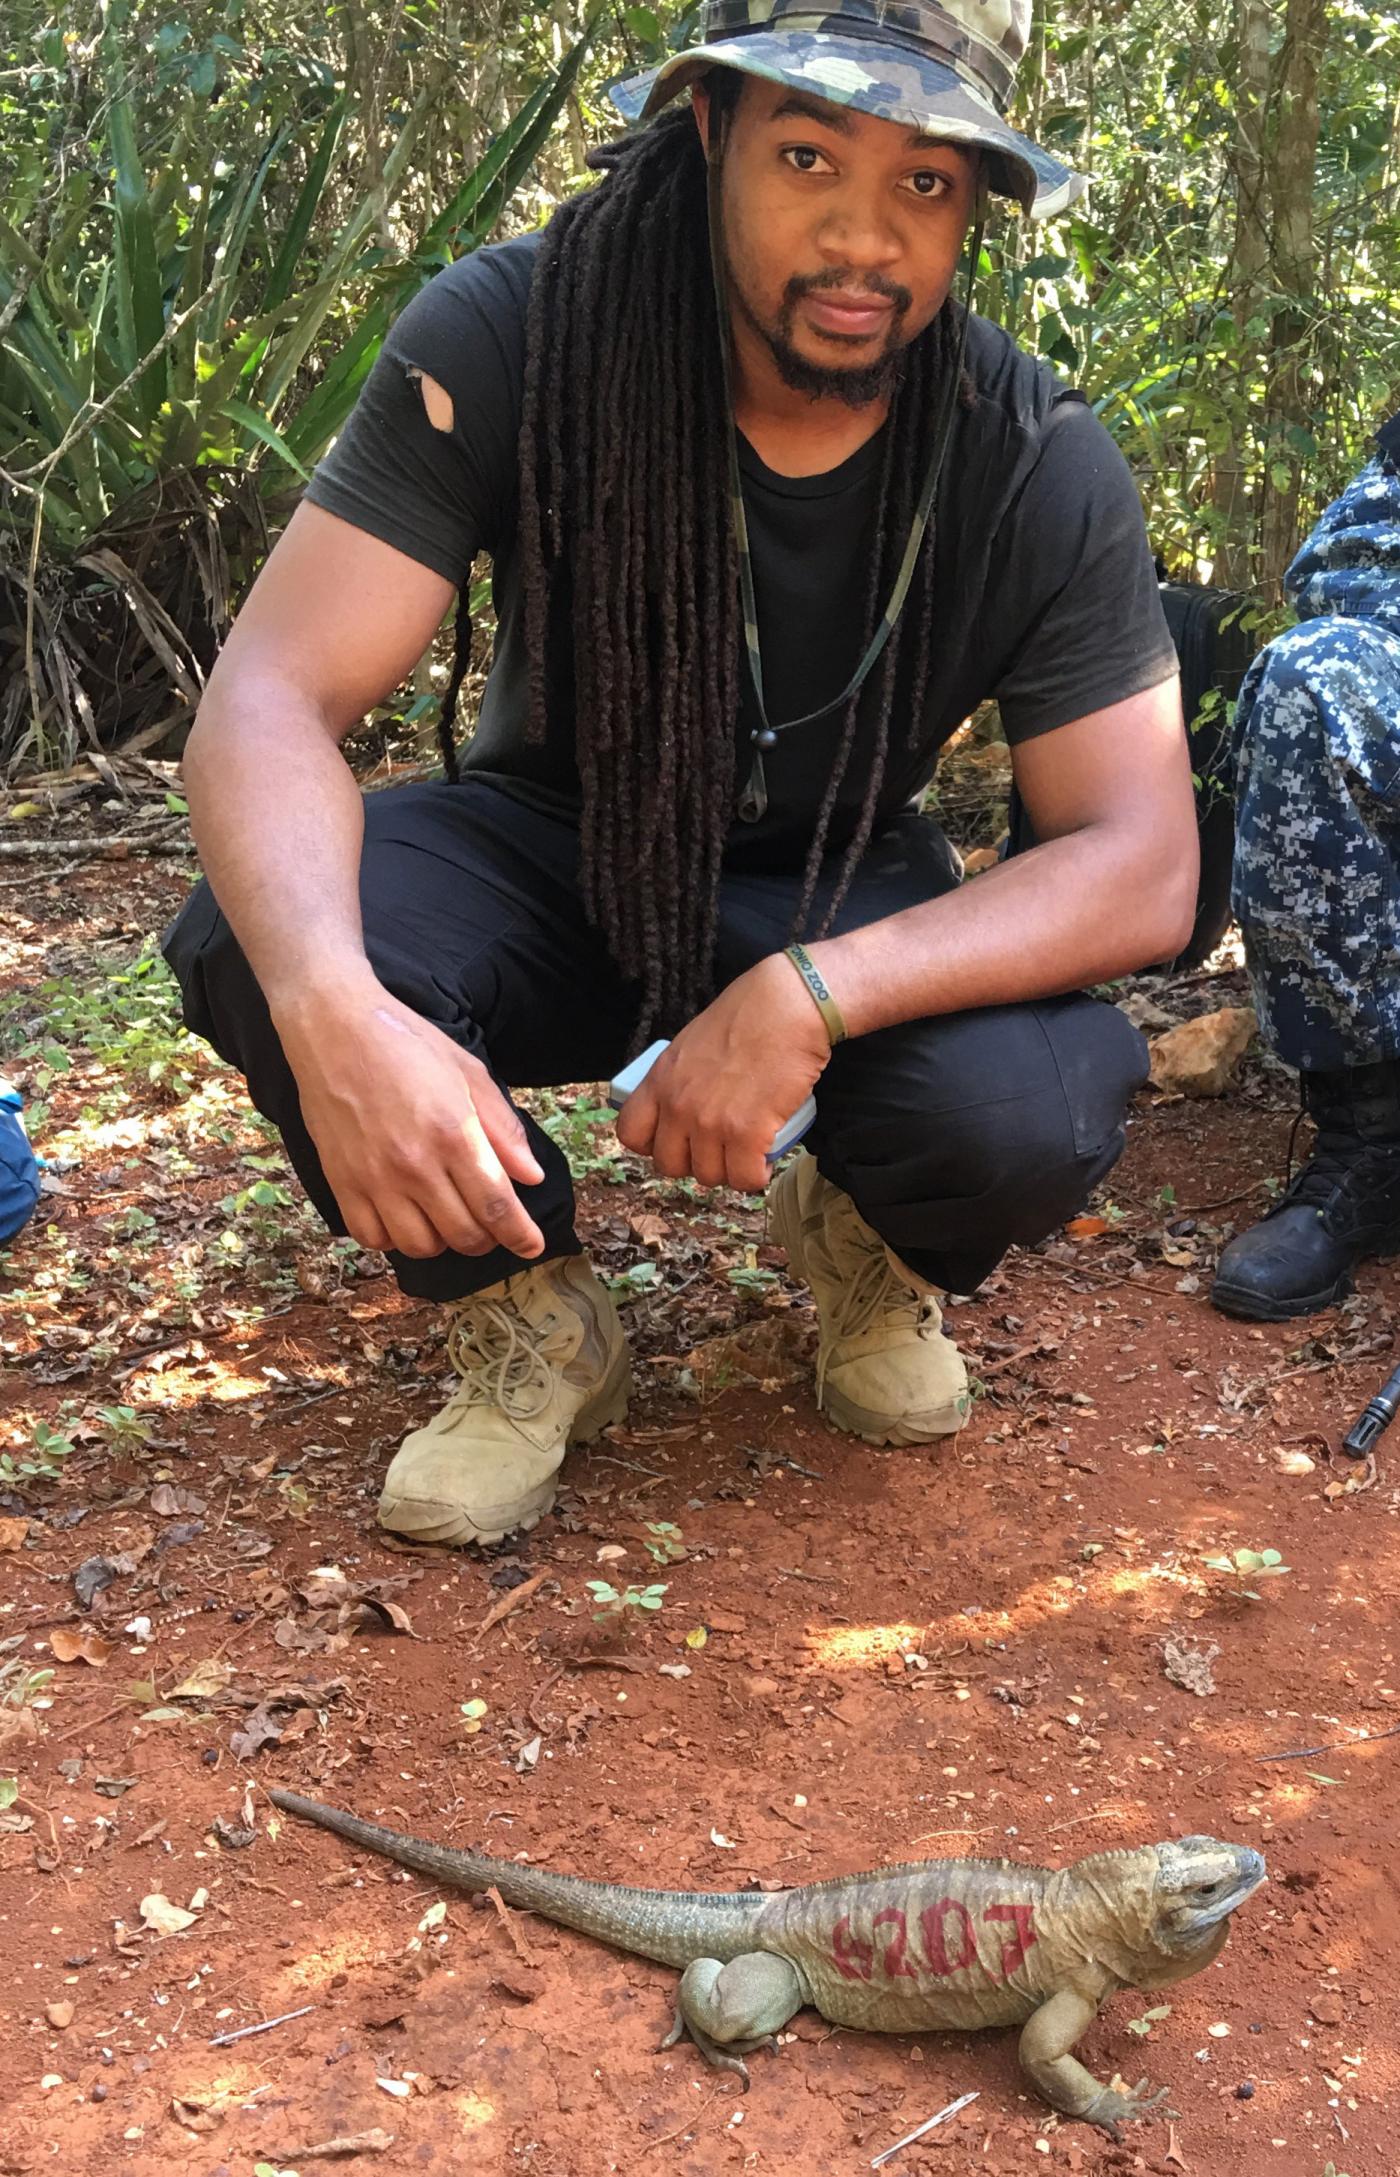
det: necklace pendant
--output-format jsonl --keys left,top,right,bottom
{"left": 738, "top": 746, "right": 768, "bottom": 824}
{"left": 753, "top": 727, "right": 778, "bottom": 751}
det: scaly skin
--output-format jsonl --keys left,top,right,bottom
{"left": 266, "top": 1789, "right": 1266, "bottom": 2134}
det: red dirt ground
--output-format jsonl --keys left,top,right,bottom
{"left": 2, "top": 846, "right": 1397, "bottom": 2177}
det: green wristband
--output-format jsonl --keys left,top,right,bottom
{"left": 783, "top": 943, "right": 848, "bottom": 1047}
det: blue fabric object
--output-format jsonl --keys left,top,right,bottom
{"left": 0, "top": 1077, "right": 41, "bottom": 1246}
{"left": 1231, "top": 445, "right": 1400, "bottom": 1071}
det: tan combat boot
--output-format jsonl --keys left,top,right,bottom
{"left": 769, "top": 1149, "right": 969, "bottom": 1445}
{"left": 378, "top": 1255, "right": 630, "bottom": 1546}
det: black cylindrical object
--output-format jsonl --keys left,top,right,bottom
{"left": 1342, "top": 1359, "right": 1400, "bottom": 1457}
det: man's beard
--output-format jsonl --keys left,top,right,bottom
{"left": 732, "top": 265, "right": 914, "bottom": 409}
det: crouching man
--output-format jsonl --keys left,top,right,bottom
{"left": 164, "top": 2, "right": 1195, "bottom": 1544}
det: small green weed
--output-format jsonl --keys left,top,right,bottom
{"left": 605, "top": 1260, "right": 661, "bottom": 1302}
{"left": 93, "top": 1404, "right": 152, "bottom": 1446}
{"left": 535, "top": 1091, "right": 626, "bottom": 1182}
{"left": 0, "top": 1657, "right": 55, "bottom": 1709}
{"left": 642, "top": 1521, "right": 686, "bottom": 1565}
{"left": 1203, "top": 1546, "right": 1291, "bottom": 1601}
{"left": 0, "top": 944, "right": 204, "bottom": 1101}
{"left": 0, "top": 1417, "right": 76, "bottom": 1487}
{"left": 586, "top": 1580, "right": 668, "bottom": 1626}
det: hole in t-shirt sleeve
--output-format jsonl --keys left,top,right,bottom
{"left": 405, "top": 365, "right": 454, "bottom": 434}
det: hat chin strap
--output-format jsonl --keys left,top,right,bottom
{"left": 705, "top": 110, "right": 987, "bottom": 824}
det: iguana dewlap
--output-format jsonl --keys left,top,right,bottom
{"left": 267, "top": 1788, "right": 1265, "bottom": 2135}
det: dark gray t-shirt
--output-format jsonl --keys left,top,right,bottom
{"left": 306, "top": 231, "right": 1177, "bottom": 869}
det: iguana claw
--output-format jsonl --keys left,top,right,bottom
{"left": 659, "top": 2004, "right": 780, "bottom": 2089}
{"left": 1083, "top": 2074, "right": 1177, "bottom": 2138}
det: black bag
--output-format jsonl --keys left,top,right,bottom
{"left": 1004, "top": 581, "right": 1256, "bottom": 969}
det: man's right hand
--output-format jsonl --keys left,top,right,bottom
{"left": 273, "top": 972, "right": 547, "bottom": 1261}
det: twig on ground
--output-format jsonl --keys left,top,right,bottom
{"left": 639, "top": 2085, "right": 726, "bottom": 2154}
{"left": 208, "top": 2003, "right": 315, "bottom": 2047}
{"left": 271, "top": 2130, "right": 395, "bottom": 2159}
{"left": 870, "top": 2090, "right": 980, "bottom": 2167}
{"left": 1176, "top": 1186, "right": 1270, "bottom": 1214}
{"left": 1258, "top": 1722, "right": 1400, "bottom": 1763}
{"left": 479, "top": 1570, "right": 550, "bottom": 1633}
{"left": 0, "top": 835, "right": 190, "bottom": 859}
{"left": 1048, "top": 1805, "right": 1140, "bottom": 1832}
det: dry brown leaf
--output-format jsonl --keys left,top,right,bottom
{"left": 140, "top": 1891, "right": 198, "bottom": 1935}
{"left": 170, "top": 2095, "right": 218, "bottom": 2133}
{"left": 168, "top": 1658, "right": 235, "bottom": 1700}
{"left": 0, "top": 1515, "right": 29, "bottom": 1552}
{"left": 1164, "top": 2120, "right": 1190, "bottom": 2170}
{"left": 479, "top": 1570, "right": 549, "bottom": 1632}
{"left": 1064, "top": 1215, "right": 1109, "bottom": 1239}
{"left": 683, "top": 1316, "right": 811, "bottom": 1393}
{"left": 299, "top": 1564, "right": 354, "bottom": 1608}
{"left": 50, "top": 1625, "right": 114, "bottom": 1667}
{"left": 150, "top": 1483, "right": 206, "bottom": 1518}
{"left": 628, "top": 1211, "right": 670, "bottom": 1247}
{"left": 347, "top": 1595, "right": 415, "bottom": 1636}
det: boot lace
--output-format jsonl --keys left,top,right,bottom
{"left": 443, "top": 1292, "right": 558, "bottom": 1421}
{"left": 1280, "top": 1120, "right": 1400, "bottom": 1222}
{"left": 817, "top": 1238, "right": 929, "bottom": 1398}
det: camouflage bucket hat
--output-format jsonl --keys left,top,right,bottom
{"left": 610, "top": 0, "right": 1084, "bottom": 219}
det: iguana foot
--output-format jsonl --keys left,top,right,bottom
{"left": 1081, "top": 2075, "right": 1177, "bottom": 2139}
{"left": 658, "top": 1953, "right": 803, "bottom": 2088}
{"left": 660, "top": 2007, "right": 777, "bottom": 2088}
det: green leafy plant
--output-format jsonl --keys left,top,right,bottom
{"left": 642, "top": 1521, "right": 685, "bottom": 1565}
{"left": 1203, "top": 1546, "right": 1291, "bottom": 1601}
{"left": 0, "top": 1417, "right": 76, "bottom": 1486}
{"left": 585, "top": 1579, "right": 668, "bottom": 1627}
{"left": 604, "top": 1260, "right": 661, "bottom": 1301}
{"left": 536, "top": 1090, "right": 628, "bottom": 1180}
{"left": 0, "top": 946, "right": 204, "bottom": 1101}
{"left": 0, "top": 1658, "right": 55, "bottom": 1710}
{"left": 93, "top": 1404, "right": 152, "bottom": 1446}
{"left": 1125, "top": 2003, "right": 1172, "bottom": 2037}
{"left": 2, "top": 9, "right": 605, "bottom": 773}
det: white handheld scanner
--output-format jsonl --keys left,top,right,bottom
{"left": 607, "top": 1040, "right": 816, "bottom": 1163}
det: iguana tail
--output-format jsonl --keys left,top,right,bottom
{"left": 267, "top": 1788, "right": 769, "bottom": 1970}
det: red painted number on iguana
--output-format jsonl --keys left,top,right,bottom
{"left": 830, "top": 1915, "right": 876, "bottom": 1981}
{"left": 984, "top": 1900, "right": 1039, "bottom": 1977}
{"left": 827, "top": 1898, "right": 1038, "bottom": 1984}
{"left": 920, "top": 1897, "right": 978, "bottom": 1975}
{"left": 873, "top": 1907, "right": 919, "bottom": 1978}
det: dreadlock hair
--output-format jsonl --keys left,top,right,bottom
{"left": 437, "top": 74, "right": 976, "bottom": 1041}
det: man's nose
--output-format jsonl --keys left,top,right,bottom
{"left": 813, "top": 183, "right": 903, "bottom": 273}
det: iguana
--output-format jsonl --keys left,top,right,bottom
{"left": 267, "top": 1787, "right": 1265, "bottom": 2135}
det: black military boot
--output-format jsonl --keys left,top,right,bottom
{"left": 1211, "top": 1061, "right": 1400, "bottom": 1320}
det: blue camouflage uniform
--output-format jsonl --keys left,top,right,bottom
{"left": 1230, "top": 419, "right": 1400, "bottom": 1072}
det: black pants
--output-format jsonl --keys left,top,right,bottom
{"left": 160, "top": 780, "right": 1149, "bottom": 1301}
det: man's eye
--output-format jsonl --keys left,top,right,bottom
{"left": 782, "top": 145, "right": 829, "bottom": 173}
{"left": 906, "top": 171, "right": 950, "bottom": 198}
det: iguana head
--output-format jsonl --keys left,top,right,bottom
{"left": 1150, "top": 1837, "right": 1267, "bottom": 1959}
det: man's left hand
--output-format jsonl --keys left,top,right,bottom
{"left": 616, "top": 953, "right": 832, "bottom": 1192}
